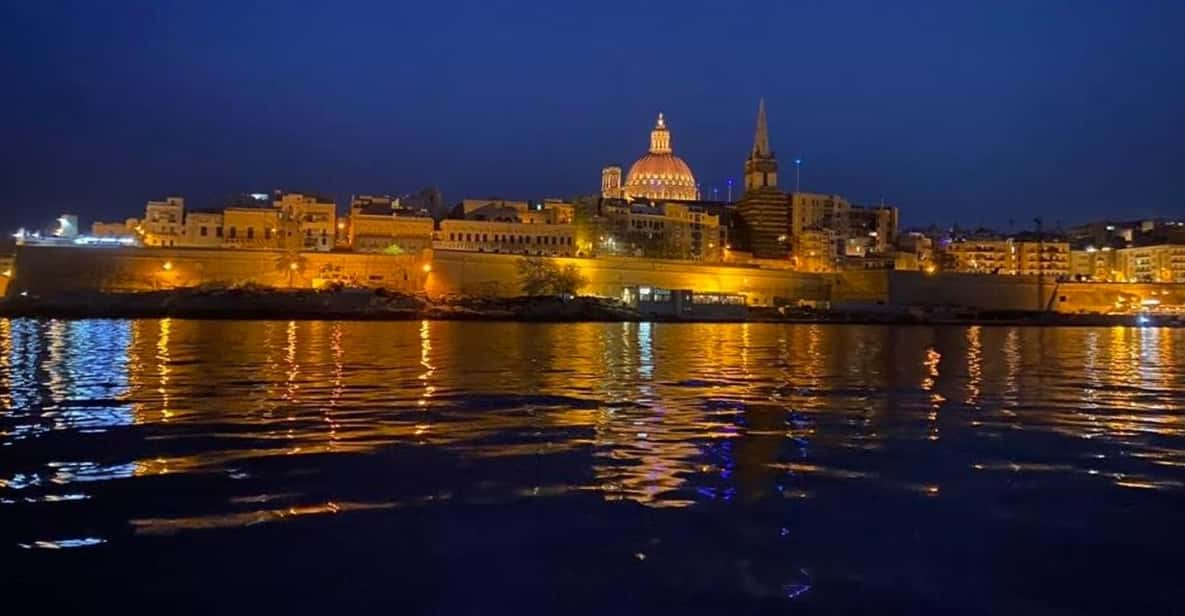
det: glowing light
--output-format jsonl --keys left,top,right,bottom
{"left": 1, "top": 269, "right": 10, "bottom": 277}
{"left": 421, "top": 263, "right": 432, "bottom": 273}
{"left": 288, "top": 262, "right": 298, "bottom": 271}
{"left": 161, "top": 261, "right": 173, "bottom": 271}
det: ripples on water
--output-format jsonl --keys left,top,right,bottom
{"left": 2, "top": 319, "right": 1184, "bottom": 613}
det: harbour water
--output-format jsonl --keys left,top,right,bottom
{"left": 3, "top": 319, "right": 1184, "bottom": 613}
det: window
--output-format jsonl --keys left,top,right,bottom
{"left": 247, "top": 227, "right": 255, "bottom": 240}
{"left": 200, "top": 226, "right": 208, "bottom": 237}
{"left": 216, "top": 226, "right": 223, "bottom": 237}
{"left": 228, "top": 226, "right": 237, "bottom": 239}
{"left": 264, "top": 228, "right": 272, "bottom": 240}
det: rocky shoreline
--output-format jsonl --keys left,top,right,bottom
{"left": 0, "top": 287, "right": 1181, "bottom": 327}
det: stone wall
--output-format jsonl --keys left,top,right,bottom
{"left": 10, "top": 245, "right": 1183, "bottom": 314}
{"left": 8, "top": 245, "right": 427, "bottom": 296}
{"left": 425, "top": 250, "right": 829, "bottom": 305}
{"left": 1049, "top": 282, "right": 1185, "bottom": 314}
{"left": 833, "top": 270, "right": 1185, "bottom": 313}
{"left": 835, "top": 271, "right": 1060, "bottom": 311}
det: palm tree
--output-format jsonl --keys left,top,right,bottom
{"left": 274, "top": 251, "right": 308, "bottom": 288}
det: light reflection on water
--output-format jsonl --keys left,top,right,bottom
{"left": 3, "top": 319, "right": 1185, "bottom": 611}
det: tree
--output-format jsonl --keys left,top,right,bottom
{"left": 555, "top": 263, "right": 586, "bottom": 295}
{"left": 516, "top": 257, "right": 585, "bottom": 296}
{"left": 274, "top": 251, "right": 308, "bottom": 288}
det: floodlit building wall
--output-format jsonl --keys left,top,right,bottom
{"left": 425, "top": 250, "right": 828, "bottom": 305}
{"left": 7, "top": 245, "right": 426, "bottom": 295}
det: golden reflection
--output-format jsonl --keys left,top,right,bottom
{"left": 131, "top": 500, "right": 398, "bottom": 535}
{"left": 1002, "top": 327, "right": 1021, "bottom": 409}
{"left": 964, "top": 326, "right": 982, "bottom": 406}
{"left": 9, "top": 320, "right": 1185, "bottom": 512}
{"left": 922, "top": 345, "right": 943, "bottom": 441}
{"left": 0, "top": 319, "right": 11, "bottom": 411}
{"left": 156, "top": 318, "right": 172, "bottom": 421}
{"left": 418, "top": 319, "right": 435, "bottom": 408}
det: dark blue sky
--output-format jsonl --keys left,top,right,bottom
{"left": 2, "top": 0, "right": 1182, "bottom": 230}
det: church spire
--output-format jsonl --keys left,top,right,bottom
{"left": 743, "top": 98, "right": 778, "bottom": 193}
{"left": 752, "top": 98, "right": 772, "bottom": 158}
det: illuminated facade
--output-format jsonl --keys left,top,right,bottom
{"left": 790, "top": 192, "right": 850, "bottom": 242}
{"left": 737, "top": 99, "right": 790, "bottom": 259}
{"left": 275, "top": 192, "right": 336, "bottom": 252}
{"left": 142, "top": 197, "right": 185, "bottom": 247}
{"left": 601, "top": 166, "right": 624, "bottom": 199}
{"left": 600, "top": 200, "right": 722, "bottom": 261}
{"left": 182, "top": 211, "right": 224, "bottom": 247}
{"left": 347, "top": 195, "right": 434, "bottom": 254}
{"left": 794, "top": 228, "right": 838, "bottom": 273}
{"left": 92, "top": 219, "right": 139, "bottom": 241}
{"left": 436, "top": 200, "right": 575, "bottom": 256}
{"left": 946, "top": 236, "right": 1071, "bottom": 277}
{"left": 222, "top": 207, "right": 282, "bottom": 249}
{"left": 1013, "top": 240, "right": 1070, "bottom": 277}
{"left": 1116, "top": 244, "right": 1185, "bottom": 282}
{"left": 619, "top": 113, "right": 700, "bottom": 202}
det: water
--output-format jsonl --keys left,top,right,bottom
{"left": 2, "top": 319, "right": 1184, "bottom": 614}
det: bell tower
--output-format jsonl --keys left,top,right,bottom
{"left": 744, "top": 98, "right": 778, "bottom": 192}
{"left": 737, "top": 98, "right": 790, "bottom": 258}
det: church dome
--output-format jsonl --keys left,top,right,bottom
{"left": 623, "top": 113, "right": 699, "bottom": 201}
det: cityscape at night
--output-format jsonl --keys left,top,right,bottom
{"left": 3, "top": 1, "right": 1185, "bottom": 614}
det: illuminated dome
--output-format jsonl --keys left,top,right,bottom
{"left": 623, "top": 113, "right": 700, "bottom": 201}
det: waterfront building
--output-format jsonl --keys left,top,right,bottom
{"left": 793, "top": 227, "right": 838, "bottom": 273}
{"left": 599, "top": 199, "right": 722, "bottom": 261}
{"left": 182, "top": 210, "right": 224, "bottom": 247}
{"left": 1012, "top": 237, "right": 1071, "bottom": 277}
{"left": 789, "top": 192, "right": 850, "bottom": 244}
{"left": 612, "top": 113, "right": 700, "bottom": 202}
{"left": 945, "top": 234, "right": 1012, "bottom": 274}
{"left": 894, "top": 232, "right": 936, "bottom": 272}
{"left": 347, "top": 195, "right": 434, "bottom": 254}
{"left": 222, "top": 205, "right": 282, "bottom": 249}
{"left": 436, "top": 199, "right": 575, "bottom": 256}
{"left": 847, "top": 204, "right": 900, "bottom": 253}
{"left": 92, "top": 219, "right": 139, "bottom": 242}
{"left": 141, "top": 197, "right": 185, "bottom": 247}
{"left": 946, "top": 233, "right": 1070, "bottom": 277}
{"left": 274, "top": 192, "right": 336, "bottom": 252}
{"left": 1070, "top": 246, "right": 1119, "bottom": 281}
{"left": 737, "top": 99, "right": 789, "bottom": 259}
{"left": 1116, "top": 244, "right": 1185, "bottom": 282}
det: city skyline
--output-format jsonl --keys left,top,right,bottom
{"left": 2, "top": 1, "right": 1183, "bottom": 230}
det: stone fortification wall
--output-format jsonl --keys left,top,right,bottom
{"left": 8, "top": 245, "right": 426, "bottom": 296}
{"left": 1050, "top": 282, "right": 1185, "bottom": 314}
{"left": 425, "top": 251, "right": 829, "bottom": 305}
{"left": 834, "top": 270, "right": 1185, "bottom": 313}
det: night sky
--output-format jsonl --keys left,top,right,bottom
{"left": 2, "top": 0, "right": 1182, "bottom": 231}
